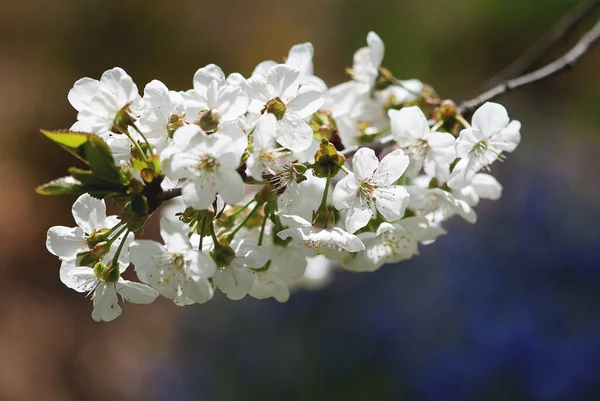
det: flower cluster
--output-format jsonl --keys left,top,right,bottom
{"left": 40, "top": 32, "right": 520, "bottom": 321}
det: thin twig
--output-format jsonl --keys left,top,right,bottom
{"left": 458, "top": 18, "right": 600, "bottom": 115}
{"left": 485, "top": 0, "right": 600, "bottom": 87}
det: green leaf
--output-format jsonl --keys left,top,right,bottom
{"left": 86, "top": 135, "right": 121, "bottom": 184}
{"left": 42, "top": 129, "right": 122, "bottom": 185}
{"left": 36, "top": 176, "right": 85, "bottom": 196}
{"left": 41, "top": 130, "right": 91, "bottom": 163}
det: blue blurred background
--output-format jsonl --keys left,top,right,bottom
{"left": 1, "top": 0, "right": 599, "bottom": 400}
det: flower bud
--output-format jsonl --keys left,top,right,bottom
{"left": 312, "top": 139, "right": 346, "bottom": 178}
{"left": 111, "top": 104, "right": 136, "bottom": 134}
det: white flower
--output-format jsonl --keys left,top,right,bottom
{"left": 46, "top": 194, "right": 132, "bottom": 267}
{"left": 250, "top": 268, "right": 291, "bottom": 302}
{"left": 407, "top": 186, "right": 477, "bottom": 224}
{"left": 129, "top": 217, "right": 217, "bottom": 305}
{"left": 452, "top": 173, "right": 502, "bottom": 207}
{"left": 341, "top": 217, "right": 446, "bottom": 272}
{"left": 182, "top": 64, "right": 249, "bottom": 130}
{"left": 448, "top": 102, "right": 521, "bottom": 189}
{"left": 136, "top": 80, "right": 185, "bottom": 153}
{"left": 276, "top": 214, "right": 365, "bottom": 253}
{"left": 68, "top": 67, "right": 139, "bottom": 136}
{"left": 246, "top": 64, "right": 324, "bottom": 152}
{"left": 252, "top": 42, "right": 327, "bottom": 91}
{"left": 213, "top": 238, "right": 268, "bottom": 300}
{"left": 61, "top": 262, "right": 158, "bottom": 322}
{"left": 333, "top": 148, "right": 410, "bottom": 233}
{"left": 289, "top": 255, "right": 334, "bottom": 290}
{"left": 389, "top": 106, "right": 456, "bottom": 177}
{"left": 161, "top": 123, "right": 248, "bottom": 210}
{"left": 246, "top": 113, "right": 288, "bottom": 181}
{"left": 353, "top": 31, "right": 385, "bottom": 89}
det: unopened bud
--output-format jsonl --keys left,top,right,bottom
{"left": 312, "top": 139, "right": 346, "bottom": 178}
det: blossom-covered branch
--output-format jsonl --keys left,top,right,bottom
{"left": 40, "top": 31, "right": 524, "bottom": 321}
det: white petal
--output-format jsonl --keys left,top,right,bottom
{"left": 46, "top": 226, "right": 86, "bottom": 260}
{"left": 129, "top": 240, "right": 164, "bottom": 272}
{"left": 116, "top": 280, "right": 159, "bottom": 304}
{"left": 352, "top": 148, "right": 379, "bottom": 180}
{"left": 160, "top": 217, "right": 191, "bottom": 253}
{"left": 233, "top": 238, "right": 269, "bottom": 269}
{"left": 68, "top": 77, "right": 100, "bottom": 111}
{"left": 276, "top": 114, "right": 313, "bottom": 152}
{"left": 471, "top": 174, "right": 502, "bottom": 200}
{"left": 215, "top": 168, "right": 244, "bottom": 205}
{"left": 217, "top": 85, "right": 249, "bottom": 120}
{"left": 345, "top": 205, "right": 373, "bottom": 233}
{"left": 372, "top": 149, "right": 409, "bottom": 186}
{"left": 213, "top": 266, "right": 255, "bottom": 300}
{"left": 286, "top": 43, "right": 314, "bottom": 75}
{"left": 389, "top": 106, "right": 429, "bottom": 144}
{"left": 72, "top": 194, "right": 107, "bottom": 233}
{"left": 182, "top": 177, "right": 217, "bottom": 210}
{"left": 91, "top": 283, "right": 122, "bottom": 322}
{"left": 471, "top": 102, "right": 509, "bottom": 136}
{"left": 252, "top": 60, "right": 277, "bottom": 77}
{"left": 62, "top": 264, "right": 98, "bottom": 293}
{"left": 184, "top": 279, "right": 214, "bottom": 304}
{"left": 267, "top": 65, "right": 300, "bottom": 101}
{"left": 253, "top": 114, "right": 277, "bottom": 149}
{"left": 375, "top": 186, "right": 410, "bottom": 222}
{"left": 286, "top": 85, "right": 324, "bottom": 118}
{"left": 193, "top": 64, "right": 226, "bottom": 95}
{"left": 332, "top": 174, "right": 358, "bottom": 210}
{"left": 367, "top": 31, "right": 385, "bottom": 68}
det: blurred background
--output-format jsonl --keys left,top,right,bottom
{"left": 1, "top": 0, "right": 600, "bottom": 400}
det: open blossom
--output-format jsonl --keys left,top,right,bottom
{"left": 252, "top": 42, "right": 327, "bottom": 91}
{"left": 452, "top": 173, "right": 503, "bottom": 207}
{"left": 448, "top": 102, "right": 521, "bottom": 189}
{"left": 46, "top": 194, "right": 133, "bottom": 275}
{"left": 407, "top": 185, "right": 477, "bottom": 224}
{"left": 389, "top": 106, "right": 456, "bottom": 177}
{"left": 333, "top": 148, "right": 410, "bottom": 233}
{"left": 246, "top": 64, "right": 324, "bottom": 152}
{"left": 129, "top": 217, "right": 216, "bottom": 305}
{"left": 136, "top": 80, "right": 185, "bottom": 151}
{"left": 61, "top": 262, "right": 158, "bottom": 322}
{"left": 161, "top": 123, "right": 247, "bottom": 210}
{"left": 41, "top": 32, "right": 524, "bottom": 321}
{"left": 68, "top": 67, "right": 139, "bottom": 136}
{"left": 276, "top": 214, "right": 365, "bottom": 253}
{"left": 212, "top": 238, "right": 268, "bottom": 300}
{"left": 182, "top": 64, "right": 249, "bottom": 130}
{"left": 340, "top": 217, "right": 446, "bottom": 272}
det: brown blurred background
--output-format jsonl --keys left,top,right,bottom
{"left": 1, "top": 0, "right": 600, "bottom": 400}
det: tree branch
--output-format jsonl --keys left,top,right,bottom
{"left": 485, "top": 0, "right": 600, "bottom": 87}
{"left": 458, "top": 18, "right": 600, "bottom": 115}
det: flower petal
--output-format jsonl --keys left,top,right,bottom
{"left": 372, "top": 149, "right": 409, "bottom": 186}
{"left": 116, "top": 280, "right": 159, "bottom": 304}
{"left": 91, "top": 283, "right": 122, "bottom": 322}
{"left": 286, "top": 85, "right": 324, "bottom": 118}
{"left": 46, "top": 226, "right": 86, "bottom": 260}
{"left": 72, "top": 194, "right": 107, "bottom": 233}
